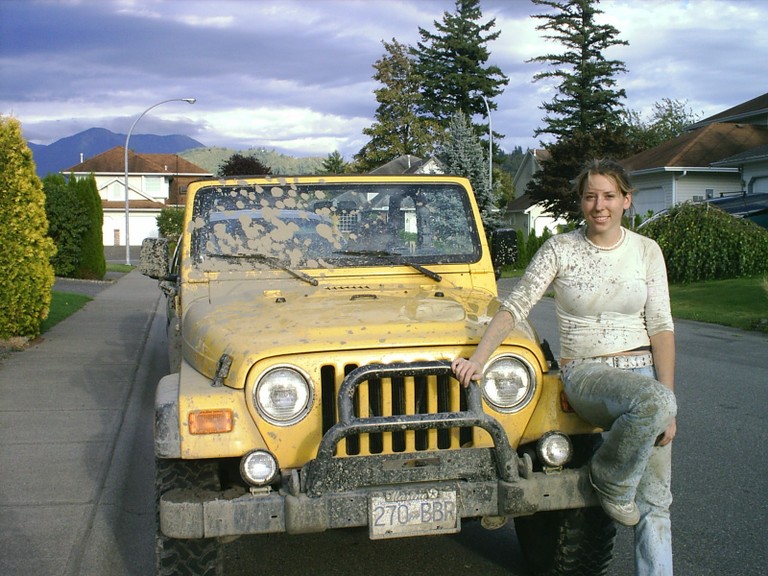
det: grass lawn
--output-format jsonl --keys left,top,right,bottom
{"left": 670, "top": 276, "right": 768, "bottom": 332}
{"left": 40, "top": 291, "right": 93, "bottom": 333}
{"left": 40, "top": 263, "right": 131, "bottom": 333}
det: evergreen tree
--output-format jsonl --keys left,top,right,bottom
{"left": 354, "top": 39, "right": 439, "bottom": 172}
{"left": 74, "top": 174, "right": 106, "bottom": 280}
{"left": 440, "top": 111, "right": 498, "bottom": 231}
{"left": 218, "top": 153, "right": 272, "bottom": 177}
{"left": 44, "top": 173, "right": 89, "bottom": 277}
{"left": 412, "top": 0, "right": 508, "bottom": 143}
{"left": 528, "top": 0, "right": 628, "bottom": 138}
{"left": 526, "top": 0, "right": 631, "bottom": 220}
{"left": 320, "top": 151, "right": 349, "bottom": 174}
{"left": 529, "top": 128, "right": 630, "bottom": 221}
{"left": 0, "top": 115, "right": 56, "bottom": 338}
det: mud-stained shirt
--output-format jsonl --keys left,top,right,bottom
{"left": 499, "top": 227, "right": 674, "bottom": 359}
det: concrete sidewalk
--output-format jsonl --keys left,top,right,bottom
{"left": 0, "top": 270, "right": 161, "bottom": 575}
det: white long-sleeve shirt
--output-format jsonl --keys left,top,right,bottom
{"left": 500, "top": 227, "right": 674, "bottom": 359}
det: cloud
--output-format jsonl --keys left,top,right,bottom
{"left": 2, "top": 0, "right": 766, "bottom": 159}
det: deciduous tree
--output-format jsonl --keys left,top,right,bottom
{"left": 623, "top": 98, "right": 702, "bottom": 154}
{"left": 218, "top": 153, "right": 272, "bottom": 177}
{"left": 354, "top": 39, "right": 439, "bottom": 172}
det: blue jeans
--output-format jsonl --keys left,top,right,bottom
{"left": 562, "top": 361, "right": 677, "bottom": 576}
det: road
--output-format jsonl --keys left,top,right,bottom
{"left": 117, "top": 295, "right": 768, "bottom": 575}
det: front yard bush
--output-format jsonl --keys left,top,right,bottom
{"left": 0, "top": 115, "right": 56, "bottom": 338}
{"left": 639, "top": 202, "right": 768, "bottom": 283}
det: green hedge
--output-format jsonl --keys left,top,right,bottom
{"left": 639, "top": 202, "right": 768, "bottom": 283}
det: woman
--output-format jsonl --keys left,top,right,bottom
{"left": 452, "top": 159, "right": 677, "bottom": 576}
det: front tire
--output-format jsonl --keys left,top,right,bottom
{"left": 155, "top": 458, "right": 223, "bottom": 576}
{"left": 514, "top": 507, "right": 616, "bottom": 576}
{"left": 514, "top": 433, "right": 616, "bottom": 576}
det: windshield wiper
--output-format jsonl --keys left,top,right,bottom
{"left": 209, "top": 253, "right": 319, "bottom": 286}
{"left": 337, "top": 250, "right": 442, "bottom": 282}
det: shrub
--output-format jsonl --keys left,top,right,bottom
{"left": 44, "top": 173, "right": 89, "bottom": 277}
{"left": 514, "top": 227, "right": 552, "bottom": 270}
{"left": 0, "top": 115, "right": 56, "bottom": 338}
{"left": 74, "top": 174, "right": 106, "bottom": 279}
{"left": 639, "top": 202, "right": 768, "bottom": 283}
{"left": 156, "top": 206, "right": 185, "bottom": 242}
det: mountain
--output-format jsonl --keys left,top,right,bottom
{"left": 28, "top": 127, "right": 206, "bottom": 178}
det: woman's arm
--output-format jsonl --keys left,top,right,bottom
{"left": 451, "top": 309, "right": 516, "bottom": 387}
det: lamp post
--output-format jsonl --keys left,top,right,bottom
{"left": 124, "top": 97, "right": 196, "bottom": 265}
{"left": 481, "top": 95, "right": 493, "bottom": 193}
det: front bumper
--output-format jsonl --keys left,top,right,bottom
{"left": 160, "top": 361, "right": 598, "bottom": 539}
{"left": 160, "top": 463, "right": 598, "bottom": 539}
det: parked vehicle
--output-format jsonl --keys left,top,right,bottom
{"left": 140, "top": 174, "right": 614, "bottom": 576}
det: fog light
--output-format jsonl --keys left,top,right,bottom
{"left": 240, "top": 450, "right": 278, "bottom": 486}
{"left": 536, "top": 432, "right": 572, "bottom": 467}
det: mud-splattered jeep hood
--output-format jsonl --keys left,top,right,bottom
{"left": 181, "top": 282, "right": 537, "bottom": 389}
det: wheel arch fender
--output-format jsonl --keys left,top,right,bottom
{"left": 156, "top": 373, "right": 181, "bottom": 459}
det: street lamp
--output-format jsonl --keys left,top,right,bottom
{"left": 124, "top": 97, "right": 196, "bottom": 265}
{"left": 481, "top": 95, "right": 493, "bottom": 193}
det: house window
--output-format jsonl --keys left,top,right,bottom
{"left": 705, "top": 188, "right": 714, "bottom": 199}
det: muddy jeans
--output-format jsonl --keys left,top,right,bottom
{"left": 562, "top": 360, "right": 677, "bottom": 576}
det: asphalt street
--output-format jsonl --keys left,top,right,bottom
{"left": 1, "top": 273, "right": 766, "bottom": 575}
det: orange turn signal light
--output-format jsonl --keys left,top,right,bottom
{"left": 188, "top": 409, "right": 234, "bottom": 435}
{"left": 559, "top": 391, "right": 575, "bottom": 413}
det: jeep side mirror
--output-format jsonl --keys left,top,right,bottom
{"left": 490, "top": 228, "right": 517, "bottom": 279}
{"left": 140, "top": 237, "right": 171, "bottom": 279}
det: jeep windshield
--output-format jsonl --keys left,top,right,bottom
{"left": 190, "top": 181, "right": 481, "bottom": 272}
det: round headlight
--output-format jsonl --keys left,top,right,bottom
{"left": 240, "top": 450, "right": 279, "bottom": 486}
{"left": 254, "top": 366, "right": 313, "bottom": 425}
{"left": 481, "top": 356, "right": 535, "bottom": 413}
{"left": 536, "top": 432, "right": 572, "bottom": 468}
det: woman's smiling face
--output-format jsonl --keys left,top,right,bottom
{"left": 581, "top": 173, "right": 631, "bottom": 237}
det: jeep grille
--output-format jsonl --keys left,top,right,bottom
{"left": 320, "top": 363, "right": 472, "bottom": 456}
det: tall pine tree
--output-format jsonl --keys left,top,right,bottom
{"left": 354, "top": 39, "right": 438, "bottom": 172}
{"left": 412, "top": 0, "right": 508, "bottom": 143}
{"left": 526, "top": 0, "right": 631, "bottom": 220}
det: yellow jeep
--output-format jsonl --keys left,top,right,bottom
{"left": 141, "top": 174, "right": 615, "bottom": 576}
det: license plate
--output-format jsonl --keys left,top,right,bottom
{"left": 369, "top": 487, "right": 460, "bottom": 540}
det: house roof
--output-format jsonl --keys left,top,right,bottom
{"left": 712, "top": 143, "right": 768, "bottom": 166}
{"left": 687, "top": 92, "right": 768, "bottom": 130}
{"left": 622, "top": 123, "right": 768, "bottom": 173}
{"left": 505, "top": 194, "right": 537, "bottom": 211}
{"left": 62, "top": 146, "right": 211, "bottom": 175}
{"left": 369, "top": 154, "right": 445, "bottom": 175}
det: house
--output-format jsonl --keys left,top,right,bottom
{"left": 622, "top": 92, "right": 768, "bottom": 220}
{"left": 368, "top": 154, "right": 445, "bottom": 175}
{"left": 503, "top": 148, "right": 567, "bottom": 236}
{"left": 63, "top": 146, "right": 212, "bottom": 247}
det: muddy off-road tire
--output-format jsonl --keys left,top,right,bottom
{"left": 514, "top": 506, "right": 616, "bottom": 576}
{"left": 514, "top": 433, "right": 616, "bottom": 576}
{"left": 155, "top": 458, "right": 223, "bottom": 576}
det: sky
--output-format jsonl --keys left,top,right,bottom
{"left": 1, "top": 0, "right": 766, "bottom": 160}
